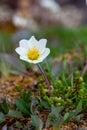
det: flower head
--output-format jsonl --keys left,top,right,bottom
{"left": 15, "top": 36, "right": 50, "bottom": 64}
{"left": 40, "top": 0, "right": 60, "bottom": 13}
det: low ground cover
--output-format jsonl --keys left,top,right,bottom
{"left": 0, "top": 26, "right": 87, "bottom": 129}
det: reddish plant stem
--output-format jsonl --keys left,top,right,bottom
{"left": 82, "top": 63, "right": 87, "bottom": 77}
{"left": 37, "top": 64, "right": 52, "bottom": 94}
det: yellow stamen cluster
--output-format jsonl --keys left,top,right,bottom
{"left": 27, "top": 47, "right": 39, "bottom": 60}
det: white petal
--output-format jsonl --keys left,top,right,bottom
{"left": 20, "top": 56, "right": 38, "bottom": 64}
{"left": 37, "top": 39, "right": 47, "bottom": 54}
{"left": 15, "top": 47, "right": 27, "bottom": 57}
{"left": 20, "top": 56, "right": 32, "bottom": 62}
{"left": 19, "top": 36, "right": 38, "bottom": 50}
{"left": 19, "top": 39, "right": 29, "bottom": 49}
{"left": 29, "top": 36, "right": 37, "bottom": 42}
{"left": 38, "top": 48, "right": 50, "bottom": 61}
{"left": 28, "top": 36, "right": 38, "bottom": 48}
{"left": 38, "top": 39, "right": 47, "bottom": 46}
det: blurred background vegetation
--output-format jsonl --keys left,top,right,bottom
{"left": 0, "top": 0, "right": 87, "bottom": 77}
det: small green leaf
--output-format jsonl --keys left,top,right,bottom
{"left": 46, "top": 106, "right": 63, "bottom": 127}
{"left": 61, "top": 112, "right": 69, "bottom": 124}
{"left": 30, "top": 97, "right": 39, "bottom": 114}
{"left": 16, "top": 121, "right": 23, "bottom": 128}
{"left": 76, "top": 100, "right": 82, "bottom": 110}
{"left": 1, "top": 97, "right": 9, "bottom": 114}
{"left": 51, "top": 105, "right": 64, "bottom": 116}
{"left": 6, "top": 110, "right": 23, "bottom": 118}
{"left": 61, "top": 109, "right": 81, "bottom": 124}
{"left": 31, "top": 115, "right": 43, "bottom": 130}
{"left": 0, "top": 112, "right": 5, "bottom": 123}
{"left": 41, "top": 100, "right": 50, "bottom": 109}
{"left": 70, "top": 74, "right": 74, "bottom": 87}
{"left": 75, "top": 114, "right": 83, "bottom": 122}
{"left": 22, "top": 91, "right": 31, "bottom": 102}
{"left": 15, "top": 98, "right": 30, "bottom": 115}
{"left": 15, "top": 85, "right": 21, "bottom": 92}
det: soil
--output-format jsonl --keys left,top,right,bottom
{"left": 0, "top": 74, "right": 87, "bottom": 130}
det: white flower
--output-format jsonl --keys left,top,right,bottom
{"left": 40, "top": 0, "right": 60, "bottom": 13}
{"left": 12, "top": 15, "right": 27, "bottom": 27}
{"left": 15, "top": 36, "right": 50, "bottom": 64}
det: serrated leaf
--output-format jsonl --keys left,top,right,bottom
{"left": 46, "top": 114, "right": 59, "bottom": 128}
{"left": 6, "top": 110, "right": 23, "bottom": 118}
{"left": 46, "top": 106, "right": 63, "bottom": 127}
{"left": 31, "top": 115, "right": 43, "bottom": 130}
{"left": 15, "top": 98, "right": 30, "bottom": 115}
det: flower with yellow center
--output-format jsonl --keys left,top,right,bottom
{"left": 27, "top": 47, "right": 39, "bottom": 60}
{"left": 15, "top": 36, "right": 50, "bottom": 64}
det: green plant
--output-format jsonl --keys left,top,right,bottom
{"left": 0, "top": 97, "right": 23, "bottom": 128}
{"left": 1, "top": 25, "right": 87, "bottom": 129}
{"left": 15, "top": 91, "right": 31, "bottom": 116}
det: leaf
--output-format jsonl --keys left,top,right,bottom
{"left": 6, "top": 110, "right": 23, "bottom": 118}
{"left": 60, "top": 72, "right": 68, "bottom": 86}
{"left": 76, "top": 100, "right": 82, "bottom": 110}
{"left": 1, "top": 97, "right": 9, "bottom": 114}
{"left": 22, "top": 91, "right": 31, "bottom": 102}
{"left": 15, "top": 121, "right": 23, "bottom": 128}
{"left": 31, "top": 115, "right": 43, "bottom": 130}
{"left": 41, "top": 100, "right": 50, "bottom": 109}
{"left": 51, "top": 105, "right": 64, "bottom": 116}
{"left": 61, "top": 109, "right": 81, "bottom": 125}
{"left": 46, "top": 114, "right": 59, "bottom": 128}
{"left": 44, "top": 59, "right": 56, "bottom": 81}
{"left": 75, "top": 114, "right": 83, "bottom": 122}
{"left": 70, "top": 74, "right": 74, "bottom": 87}
{"left": 15, "top": 98, "right": 30, "bottom": 115}
{"left": 30, "top": 97, "right": 39, "bottom": 114}
{"left": 61, "top": 112, "right": 69, "bottom": 125}
{"left": 0, "top": 112, "right": 5, "bottom": 123}
{"left": 46, "top": 105, "right": 63, "bottom": 127}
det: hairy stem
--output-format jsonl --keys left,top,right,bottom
{"left": 37, "top": 64, "right": 52, "bottom": 93}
